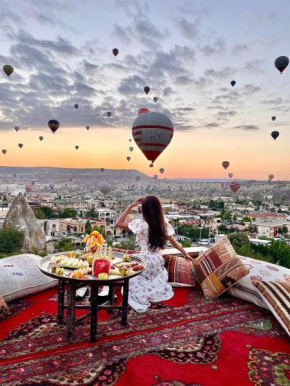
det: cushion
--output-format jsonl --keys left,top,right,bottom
{"left": 0, "top": 254, "right": 57, "bottom": 303}
{"left": 254, "top": 280, "right": 290, "bottom": 336}
{"left": 164, "top": 255, "right": 199, "bottom": 287}
{"left": 195, "top": 236, "right": 250, "bottom": 298}
{"left": 227, "top": 256, "right": 290, "bottom": 309}
{"left": 0, "top": 294, "right": 10, "bottom": 320}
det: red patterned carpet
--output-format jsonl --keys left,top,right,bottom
{"left": 0, "top": 287, "right": 289, "bottom": 386}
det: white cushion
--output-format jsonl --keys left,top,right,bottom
{"left": 227, "top": 255, "right": 290, "bottom": 309}
{"left": 0, "top": 254, "right": 57, "bottom": 302}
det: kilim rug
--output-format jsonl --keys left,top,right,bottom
{"left": 0, "top": 286, "right": 289, "bottom": 385}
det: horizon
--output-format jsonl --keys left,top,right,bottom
{"left": 0, "top": 1, "right": 290, "bottom": 180}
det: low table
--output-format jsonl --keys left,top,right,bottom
{"left": 38, "top": 253, "right": 146, "bottom": 343}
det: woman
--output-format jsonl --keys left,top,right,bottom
{"left": 116, "top": 195, "right": 193, "bottom": 312}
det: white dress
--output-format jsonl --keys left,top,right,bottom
{"left": 127, "top": 218, "right": 174, "bottom": 312}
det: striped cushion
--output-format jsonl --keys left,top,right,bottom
{"left": 195, "top": 236, "right": 250, "bottom": 298}
{"left": 164, "top": 255, "right": 199, "bottom": 287}
{"left": 254, "top": 280, "right": 290, "bottom": 336}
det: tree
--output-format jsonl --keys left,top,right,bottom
{"left": 181, "top": 240, "right": 191, "bottom": 248}
{"left": 233, "top": 214, "right": 237, "bottom": 221}
{"left": 178, "top": 225, "right": 209, "bottom": 241}
{"left": 35, "top": 206, "right": 54, "bottom": 219}
{"left": 85, "top": 219, "right": 92, "bottom": 234}
{"left": 0, "top": 227, "right": 25, "bottom": 255}
{"left": 54, "top": 237, "right": 75, "bottom": 252}
{"left": 86, "top": 206, "right": 98, "bottom": 218}
{"left": 58, "top": 208, "right": 77, "bottom": 218}
{"left": 93, "top": 226, "right": 104, "bottom": 236}
{"left": 227, "top": 232, "right": 249, "bottom": 250}
{"left": 114, "top": 236, "right": 136, "bottom": 250}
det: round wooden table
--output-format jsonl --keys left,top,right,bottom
{"left": 38, "top": 252, "right": 147, "bottom": 342}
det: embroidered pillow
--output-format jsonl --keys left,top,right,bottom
{"left": 164, "top": 255, "right": 199, "bottom": 288}
{"left": 195, "top": 236, "right": 250, "bottom": 298}
{"left": 254, "top": 280, "right": 290, "bottom": 336}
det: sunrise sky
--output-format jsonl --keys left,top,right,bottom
{"left": 0, "top": 0, "right": 290, "bottom": 180}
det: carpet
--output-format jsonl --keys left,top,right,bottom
{"left": 0, "top": 287, "right": 289, "bottom": 385}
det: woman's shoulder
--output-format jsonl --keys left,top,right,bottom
{"left": 128, "top": 218, "right": 148, "bottom": 233}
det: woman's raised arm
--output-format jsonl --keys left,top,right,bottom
{"left": 166, "top": 235, "right": 195, "bottom": 262}
{"left": 116, "top": 198, "right": 143, "bottom": 230}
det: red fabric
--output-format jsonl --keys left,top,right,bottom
{"left": 0, "top": 287, "right": 289, "bottom": 385}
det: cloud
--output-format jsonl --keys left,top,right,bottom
{"left": 231, "top": 44, "right": 248, "bottom": 55}
{"left": 242, "top": 84, "right": 261, "bottom": 95}
{"left": 204, "top": 122, "right": 219, "bottom": 128}
{"left": 204, "top": 67, "right": 235, "bottom": 79}
{"left": 243, "top": 60, "right": 265, "bottom": 73}
{"left": 234, "top": 125, "right": 260, "bottom": 131}
{"left": 117, "top": 75, "right": 146, "bottom": 95}
{"left": 199, "top": 38, "right": 226, "bottom": 56}
{"left": 177, "top": 17, "right": 199, "bottom": 40}
{"left": 261, "top": 97, "right": 283, "bottom": 105}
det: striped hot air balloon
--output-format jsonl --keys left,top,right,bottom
{"left": 229, "top": 181, "right": 241, "bottom": 193}
{"left": 222, "top": 161, "right": 230, "bottom": 170}
{"left": 132, "top": 111, "right": 174, "bottom": 164}
{"left": 221, "top": 182, "right": 228, "bottom": 190}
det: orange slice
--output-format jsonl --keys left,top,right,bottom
{"left": 90, "top": 230, "right": 100, "bottom": 237}
{"left": 82, "top": 235, "right": 90, "bottom": 243}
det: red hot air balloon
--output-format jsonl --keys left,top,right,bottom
{"left": 229, "top": 181, "right": 241, "bottom": 193}
{"left": 112, "top": 48, "right": 119, "bottom": 57}
{"left": 222, "top": 161, "right": 230, "bottom": 170}
{"left": 138, "top": 108, "right": 150, "bottom": 115}
{"left": 144, "top": 86, "right": 150, "bottom": 94}
{"left": 132, "top": 111, "right": 174, "bottom": 165}
{"left": 18, "top": 143, "right": 23, "bottom": 149}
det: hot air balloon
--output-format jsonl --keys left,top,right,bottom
{"left": 272, "top": 116, "right": 276, "bottom": 121}
{"left": 230, "top": 80, "right": 236, "bottom": 87}
{"left": 275, "top": 56, "right": 289, "bottom": 74}
{"left": 101, "top": 168, "right": 105, "bottom": 173}
{"left": 2, "top": 150, "right": 7, "bottom": 155}
{"left": 138, "top": 108, "right": 150, "bottom": 115}
{"left": 153, "top": 97, "right": 158, "bottom": 103}
{"left": 13, "top": 173, "right": 16, "bottom": 178}
{"left": 48, "top": 119, "right": 59, "bottom": 134}
{"left": 100, "top": 182, "right": 112, "bottom": 197}
{"left": 144, "top": 86, "right": 150, "bottom": 94}
{"left": 86, "top": 126, "right": 90, "bottom": 130}
{"left": 18, "top": 143, "right": 23, "bottom": 149}
{"left": 3, "top": 65, "right": 14, "bottom": 77}
{"left": 271, "top": 131, "right": 279, "bottom": 140}
{"left": 222, "top": 161, "right": 230, "bottom": 170}
{"left": 268, "top": 174, "right": 274, "bottom": 181}
{"left": 49, "top": 183, "right": 55, "bottom": 190}
{"left": 228, "top": 173, "right": 233, "bottom": 179}
{"left": 136, "top": 176, "right": 140, "bottom": 182}
{"left": 221, "top": 182, "right": 228, "bottom": 190}
{"left": 129, "top": 139, "right": 132, "bottom": 142}
{"left": 39, "top": 136, "right": 44, "bottom": 141}
{"left": 25, "top": 185, "right": 31, "bottom": 194}
{"left": 132, "top": 111, "right": 174, "bottom": 165}
{"left": 154, "top": 174, "right": 158, "bottom": 180}
{"left": 31, "top": 179, "right": 36, "bottom": 186}
{"left": 107, "top": 112, "right": 112, "bottom": 117}
{"left": 127, "top": 156, "right": 131, "bottom": 162}
{"left": 74, "top": 104, "right": 79, "bottom": 109}
{"left": 229, "top": 181, "right": 241, "bottom": 193}
{"left": 129, "top": 147, "right": 134, "bottom": 152}
{"left": 75, "top": 146, "right": 79, "bottom": 150}
{"left": 112, "top": 48, "right": 119, "bottom": 57}
{"left": 159, "top": 168, "right": 165, "bottom": 174}
{"left": 14, "top": 126, "right": 19, "bottom": 132}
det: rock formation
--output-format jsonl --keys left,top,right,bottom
{"left": 3, "top": 193, "right": 46, "bottom": 252}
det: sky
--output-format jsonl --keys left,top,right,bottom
{"left": 0, "top": 0, "right": 290, "bottom": 180}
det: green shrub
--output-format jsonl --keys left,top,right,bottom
{"left": 0, "top": 227, "right": 25, "bottom": 256}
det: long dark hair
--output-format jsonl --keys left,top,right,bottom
{"left": 142, "top": 195, "right": 167, "bottom": 251}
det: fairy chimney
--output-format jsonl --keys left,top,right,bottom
{"left": 3, "top": 193, "right": 46, "bottom": 252}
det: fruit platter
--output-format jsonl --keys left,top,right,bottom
{"left": 38, "top": 250, "right": 147, "bottom": 282}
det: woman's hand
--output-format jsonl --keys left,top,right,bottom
{"left": 183, "top": 252, "right": 195, "bottom": 262}
{"left": 129, "top": 197, "right": 143, "bottom": 209}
